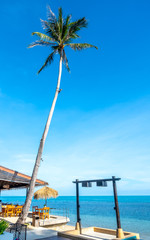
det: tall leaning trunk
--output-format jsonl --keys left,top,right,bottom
{"left": 18, "top": 55, "right": 63, "bottom": 224}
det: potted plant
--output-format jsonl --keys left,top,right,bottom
{"left": 0, "top": 220, "right": 9, "bottom": 235}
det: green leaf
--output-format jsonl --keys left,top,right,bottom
{"left": 62, "top": 15, "right": 72, "bottom": 40}
{"left": 28, "top": 40, "right": 55, "bottom": 48}
{"left": 32, "top": 32, "right": 55, "bottom": 43}
{"left": 69, "top": 43, "right": 98, "bottom": 51}
{"left": 40, "top": 19, "right": 60, "bottom": 42}
{"left": 58, "top": 7, "right": 63, "bottom": 38}
{"left": 69, "top": 17, "right": 88, "bottom": 34}
{"left": 62, "top": 49, "right": 70, "bottom": 72}
{"left": 38, "top": 51, "right": 56, "bottom": 74}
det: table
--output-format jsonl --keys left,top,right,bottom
{"left": 1, "top": 205, "right": 23, "bottom": 217}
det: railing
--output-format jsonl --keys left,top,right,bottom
{"left": 50, "top": 207, "right": 69, "bottom": 221}
{"left": 7, "top": 223, "right": 27, "bottom": 240}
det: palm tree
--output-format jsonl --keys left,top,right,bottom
{"left": 18, "top": 6, "right": 97, "bottom": 223}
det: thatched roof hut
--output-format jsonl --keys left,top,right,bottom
{"left": 0, "top": 165, "right": 48, "bottom": 191}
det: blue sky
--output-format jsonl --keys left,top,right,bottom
{"left": 0, "top": 0, "right": 150, "bottom": 196}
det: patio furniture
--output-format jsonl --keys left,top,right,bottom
{"left": 15, "top": 206, "right": 23, "bottom": 217}
{"left": 1, "top": 205, "right": 15, "bottom": 217}
{"left": 2, "top": 207, "right": 7, "bottom": 217}
{"left": 6, "top": 206, "right": 15, "bottom": 217}
{"left": 39, "top": 207, "right": 50, "bottom": 219}
{"left": 32, "top": 206, "right": 39, "bottom": 218}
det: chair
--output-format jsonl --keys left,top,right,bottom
{"left": 6, "top": 206, "right": 15, "bottom": 217}
{"left": 32, "top": 206, "right": 39, "bottom": 218}
{"left": 0, "top": 206, "right": 3, "bottom": 216}
{"left": 1, "top": 207, "right": 7, "bottom": 217}
{"left": 39, "top": 207, "right": 50, "bottom": 219}
{"left": 15, "top": 206, "right": 23, "bottom": 216}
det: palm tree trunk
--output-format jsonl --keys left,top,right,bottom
{"left": 18, "top": 55, "right": 63, "bottom": 224}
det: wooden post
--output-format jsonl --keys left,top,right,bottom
{"left": 75, "top": 179, "right": 81, "bottom": 234}
{"left": 112, "top": 176, "right": 124, "bottom": 238}
{"left": 26, "top": 187, "right": 29, "bottom": 197}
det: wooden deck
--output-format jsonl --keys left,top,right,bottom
{"left": 58, "top": 226, "right": 139, "bottom": 240}
{"left": 80, "top": 232, "right": 116, "bottom": 239}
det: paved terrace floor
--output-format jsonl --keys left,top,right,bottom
{"left": 38, "top": 234, "right": 116, "bottom": 240}
{"left": 1, "top": 216, "right": 116, "bottom": 240}
{"left": 0, "top": 214, "right": 69, "bottom": 227}
{"left": 7, "top": 227, "right": 116, "bottom": 240}
{"left": 35, "top": 232, "right": 116, "bottom": 240}
{"left": 35, "top": 237, "right": 69, "bottom": 240}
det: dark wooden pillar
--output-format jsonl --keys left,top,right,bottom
{"left": 112, "top": 176, "right": 121, "bottom": 229}
{"left": 0, "top": 191, "right": 2, "bottom": 213}
{"left": 26, "top": 187, "right": 29, "bottom": 197}
{"left": 75, "top": 179, "right": 81, "bottom": 233}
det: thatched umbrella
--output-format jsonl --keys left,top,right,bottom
{"left": 34, "top": 186, "right": 58, "bottom": 206}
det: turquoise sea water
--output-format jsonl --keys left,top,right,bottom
{"left": 1, "top": 196, "right": 150, "bottom": 239}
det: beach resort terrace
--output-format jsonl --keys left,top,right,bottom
{"left": 0, "top": 166, "right": 69, "bottom": 230}
{"left": 0, "top": 169, "right": 140, "bottom": 240}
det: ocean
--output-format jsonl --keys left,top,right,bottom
{"left": 1, "top": 196, "right": 150, "bottom": 239}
